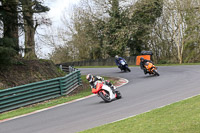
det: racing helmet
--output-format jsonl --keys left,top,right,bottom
{"left": 140, "top": 57, "right": 144, "bottom": 61}
{"left": 86, "top": 74, "right": 93, "bottom": 83}
{"left": 115, "top": 55, "right": 119, "bottom": 59}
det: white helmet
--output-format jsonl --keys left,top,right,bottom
{"left": 115, "top": 55, "right": 119, "bottom": 59}
{"left": 86, "top": 74, "right": 93, "bottom": 83}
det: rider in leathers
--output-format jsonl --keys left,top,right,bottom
{"left": 140, "top": 57, "right": 153, "bottom": 74}
{"left": 86, "top": 74, "right": 115, "bottom": 93}
{"left": 115, "top": 55, "right": 127, "bottom": 70}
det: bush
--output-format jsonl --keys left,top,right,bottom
{"left": 158, "top": 60, "right": 167, "bottom": 64}
{"left": 0, "top": 38, "right": 18, "bottom": 66}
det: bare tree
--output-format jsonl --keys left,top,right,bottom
{"left": 149, "top": 0, "right": 200, "bottom": 63}
{"left": 21, "top": 0, "right": 49, "bottom": 59}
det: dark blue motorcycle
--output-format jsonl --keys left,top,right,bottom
{"left": 119, "top": 60, "right": 131, "bottom": 72}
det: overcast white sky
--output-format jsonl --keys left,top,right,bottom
{"left": 36, "top": 0, "right": 80, "bottom": 58}
{"left": 45, "top": 0, "right": 80, "bottom": 25}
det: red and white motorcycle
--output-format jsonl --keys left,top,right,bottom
{"left": 92, "top": 81, "right": 122, "bottom": 102}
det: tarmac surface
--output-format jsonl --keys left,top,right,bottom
{"left": 1, "top": 65, "right": 200, "bottom": 133}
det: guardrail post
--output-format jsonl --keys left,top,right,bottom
{"left": 69, "top": 66, "right": 73, "bottom": 73}
{"left": 59, "top": 78, "right": 63, "bottom": 96}
{"left": 77, "top": 71, "right": 81, "bottom": 85}
{"left": 59, "top": 64, "right": 62, "bottom": 70}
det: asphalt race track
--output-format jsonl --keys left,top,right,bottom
{"left": 1, "top": 65, "right": 200, "bottom": 133}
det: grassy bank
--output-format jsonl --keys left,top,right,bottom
{"left": 81, "top": 95, "right": 200, "bottom": 133}
{"left": 156, "top": 62, "right": 200, "bottom": 66}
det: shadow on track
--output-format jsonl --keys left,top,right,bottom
{"left": 138, "top": 75, "right": 160, "bottom": 79}
{"left": 89, "top": 97, "right": 123, "bottom": 105}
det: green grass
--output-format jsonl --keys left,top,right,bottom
{"left": 80, "top": 95, "right": 200, "bottom": 133}
{"left": 156, "top": 62, "right": 200, "bottom": 66}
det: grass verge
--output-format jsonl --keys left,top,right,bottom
{"left": 156, "top": 62, "right": 200, "bottom": 66}
{"left": 0, "top": 76, "right": 118, "bottom": 120}
{"left": 80, "top": 95, "right": 200, "bottom": 133}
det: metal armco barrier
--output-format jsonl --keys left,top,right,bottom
{"left": 58, "top": 65, "right": 77, "bottom": 73}
{"left": 0, "top": 70, "right": 82, "bottom": 113}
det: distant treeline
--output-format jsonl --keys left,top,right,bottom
{"left": 48, "top": 0, "right": 200, "bottom": 64}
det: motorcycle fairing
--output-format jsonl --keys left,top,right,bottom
{"left": 145, "top": 62, "right": 157, "bottom": 74}
{"left": 101, "top": 84, "right": 116, "bottom": 99}
{"left": 92, "top": 82, "right": 103, "bottom": 94}
{"left": 120, "top": 60, "right": 126, "bottom": 65}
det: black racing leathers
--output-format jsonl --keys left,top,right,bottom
{"left": 89, "top": 76, "right": 115, "bottom": 93}
{"left": 89, "top": 76, "right": 103, "bottom": 89}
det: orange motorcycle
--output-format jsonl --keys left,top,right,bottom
{"left": 144, "top": 62, "right": 160, "bottom": 76}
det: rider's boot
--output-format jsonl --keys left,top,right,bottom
{"left": 144, "top": 69, "right": 147, "bottom": 75}
{"left": 110, "top": 85, "right": 116, "bottom": 94}
{"left": 106, "top": 81, "right": 116, "bottom": 94}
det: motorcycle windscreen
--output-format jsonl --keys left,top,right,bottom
{"left": 120, "top": 60, "right": 126, "bottom": 65}
{"left": 92, "top": 82, "right": 103, "bottom": 94}
{"left": 145, "top": 62, "right": 152, "bottom": 69}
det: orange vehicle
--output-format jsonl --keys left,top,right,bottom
{"left": 144, "top": 62, "right": 160, "bottom": 76}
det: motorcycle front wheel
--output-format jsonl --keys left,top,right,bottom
{"left": 126, "top": 67, "right": 131, "bottom": 72}
{"left": 153, "top": 70, "right": 160, "bottom": 76}
{"left": 99, "top": 91, "right": 111, "bottom": 102}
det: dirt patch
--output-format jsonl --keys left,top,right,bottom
{"left": 0, "top": 59, "right": 65, "bottom": 89}
{"left": 68, "top": 82, "right": 90, "bottom": 96}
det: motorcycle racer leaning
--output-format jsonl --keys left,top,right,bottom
{"left": 115, "top": 55, "right": 127, "bottom": 70}
{"left": 86, "top": 74, "right": 116, "bottom": 93}
{"left": 140, "top": 57, "right": 154, "bottom": 74}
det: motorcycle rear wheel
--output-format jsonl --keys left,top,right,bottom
{"left": 115, "top": 91, "right": 122, "bottom": 99}
{"left": 99, "top": 91, "right": 111, "bottom": 102}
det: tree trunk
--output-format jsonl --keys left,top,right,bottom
{"left": 171, "top": 6, "right": 183, "bottom": 64}
{"left": 24, "top": 18, "right": 37, "bottom": 59}
{"left": 22, "top": 0, "right": 37, "bottom": 59}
